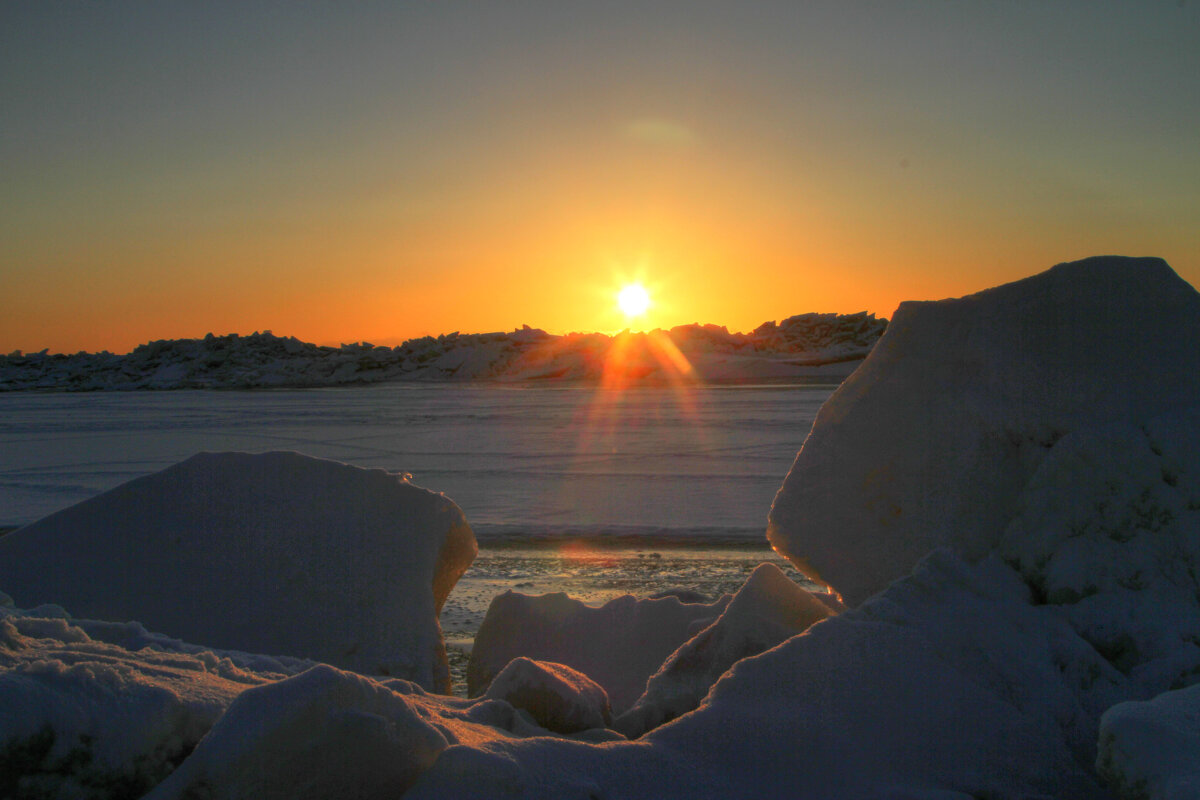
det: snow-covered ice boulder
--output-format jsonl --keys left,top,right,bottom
{"left": 614, "top": 562, "right": 831, "bottom": 738}
{"left": 768, "top": 256, "right": 1200, "bottom": 606}
{"left": 0, "top": 606, "right": 279, "bottom": 800}
{"left": 468, "top": 590, "right": 730, "bottom": 713}
{"left": 1097, "top": 683, "right": 1200, "bottom": 800}
{"left": 484, "top": 657, "right": 612, "bottom": 734}
{"left": 144, "top": 665, "right": 460, "bottom": 800}
{"left": 0, "top": 451, "right": 477, "bottom": 692}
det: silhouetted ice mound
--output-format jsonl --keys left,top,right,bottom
{"left": 468, "top": 590, "right": 730, "bottom": 714}
{"left": 768, "top": 255, "right": 1200, "bottom": 607}
{"left": 614, "top": 562, "right": 831, "bottom": 738}
{"left": 146, "top": 665, "right": 459, "bottom": 800}
{"left": 484, "top": 657, "right": 612, "bottom": 734}
{"left": 0, "top": 451, "right": 476, "bottom": 692}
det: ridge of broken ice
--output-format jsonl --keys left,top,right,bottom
{"left": 0, "top": 312, "right": 885, "bottom": 390}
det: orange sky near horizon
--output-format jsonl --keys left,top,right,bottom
{"left": 2, "top": 3, "right": 1198, "bottom": 355}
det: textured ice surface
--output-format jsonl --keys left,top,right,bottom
{"left": 0, "top": 451, "right": 476, "bottom": 691}
{"left": 768, "top": 256, "right": 1200, "bottom": 606}
{"left": 615, "top": 562, "right": 831, "bottom": 738}
{"left": 468, "top": 590, "right": 730, "bottom": 713}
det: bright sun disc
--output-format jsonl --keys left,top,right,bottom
{"left": 617, "top": 283, "right": 651, "bottom": 318}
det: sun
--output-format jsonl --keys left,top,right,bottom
{"left": 617, "top": 283, "right": 651, "bottom": 319}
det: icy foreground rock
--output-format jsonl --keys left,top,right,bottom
{"left": 615, "top": 562, "right": 831, "bottom": 738}
{"left": 468, "top": 590, "right": 730, "bottom": 713}
{"left": 484, "top": 657, "right": 612, "bottom": 734}
{"left": 768, "top": 256, "right": 1200, "bottom": 607}
{"left": 0, "top": 451, "right": 476, "bottom": 691}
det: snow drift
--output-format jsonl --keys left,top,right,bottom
{"left": 0, "top": 451, "right": 476, "bottom": 692}
{"left": 768, "top": 255, "right": 1200, "bottom": 607}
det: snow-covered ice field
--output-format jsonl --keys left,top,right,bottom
{"left": 0, "top": 383, "right": 832, "bottom": 535}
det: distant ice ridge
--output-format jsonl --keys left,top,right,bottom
{"left": 0, "top": 311, "right": 885, "bottom": 390}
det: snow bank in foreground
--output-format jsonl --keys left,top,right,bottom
{"left": 1098, "top": 683, "right": 1200, "bottom": 800}
{"left": 768, "top": 256, "right": 1200, "bottom": 607}
{"left": 0, "top": 451, "right": 476, "bottom": 692}
{"left": 615, "top": 562, "right": 831, "bottom": 738}
{"left": 145, "top": 666, "right": 454, "bottom": 800}
{"left": 468, "top": 590, "right": 730, "bottom": 714}
{"left": 0, "top": 602, "right": 289, "bottom": 800}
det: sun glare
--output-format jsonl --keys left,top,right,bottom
{"left": 617, "top": 283, "right": 651, "bottom": 318}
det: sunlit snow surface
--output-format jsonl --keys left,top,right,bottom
{"left": 0, "top": 383, "right": 831, "bottom": 532}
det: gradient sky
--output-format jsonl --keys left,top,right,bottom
{"left": 2, "top": 2, "right": 1197, "bottom": 354}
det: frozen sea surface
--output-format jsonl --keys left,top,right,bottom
{"left": 0, "top": 383, "right": 832, "bottom": 537}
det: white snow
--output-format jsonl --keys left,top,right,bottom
{"left": 0, "top": 451, "right": 477, "bottom": 691}
{"left": 468, "top": 590, "right": 730, "bottom": 713}
{"left": 484, "top": 657, "right": 612, "bottom": 734}
{"left": 768, "top": 256, "right": 1200, "bottom": 607}
{"left": 615, "top": 562, "right": 831, "bottom": 738}
{"left": 1097, "top": 682, "right": 1200, "bottom": 800}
